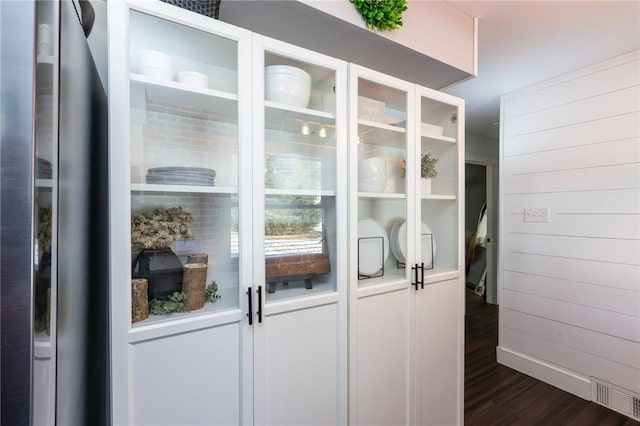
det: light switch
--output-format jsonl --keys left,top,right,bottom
{"left": 524, "top": 207, "right": 550, "bottom": 223}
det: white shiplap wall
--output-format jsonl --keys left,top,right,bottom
{"left": 498, "top": 50, "right": 640, "bottom": 399}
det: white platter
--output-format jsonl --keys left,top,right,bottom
{"left": 392, "top": 221, "right": 436, "bottom": 267}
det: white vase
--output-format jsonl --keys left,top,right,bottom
{"left": 421, "top": 178, "right": 432, "bottom": 195}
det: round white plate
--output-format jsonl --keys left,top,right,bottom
{"left": 397, "top": 221, "right": 407, "bottom": 262}
{"left": 358, "top": 218, "right": 389, "bottom": 276}
{"left": 390, "top": 218, "right": 405, "bottom": 263}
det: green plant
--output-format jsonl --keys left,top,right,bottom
{"left": 421, "top": 153, "right": 438, "bottom": 179}
{"left": 205, "top": 281, "right": 222, "bottom": 303}
{"left": 350, "top": 0, "right": 407, "bottom": 32}
{"left": 148, "top": 291, "right": 189, "bottom": 315}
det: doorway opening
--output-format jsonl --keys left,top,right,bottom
{"left": 464, "top": 162, "right": 497, "bottom": 305}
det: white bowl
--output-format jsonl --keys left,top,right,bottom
{"left": 359, "top": 175, "right": 387, "bottom": 193}
{"left": 359, "top": 157, "right": 387, "bottom": 177}
{"left": 265, "top": 65, "right": 311, "bottom": 107}
{"left": 140, "top": 49, "right": 172, "bottom": 81}
{"left": 177, "top": 71, "right": 209, "bottom": 89}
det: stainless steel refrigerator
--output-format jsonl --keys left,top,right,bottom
{"left": 1, "top": 1, "right": 109, "bottom": 424}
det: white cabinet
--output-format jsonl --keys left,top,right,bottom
{"left": 110, "top": 3, "right": 253, "bottom": 425}
{"left": 348, "top": 65, "right": 465, "bottom": 426}
{"left": 348, "top": 64, "right": 415, "bottom": 425}
{"left": 109, "top": 2, "right": 347, "bottom": 425}
{"left": 251, "top": 34, "right": 348, "bottom": 426}
{"left": 110, "top": 3, "right": 462, "bottom": 425}
{"left": 413, "top": 86, "right": 465, "bottom": 426}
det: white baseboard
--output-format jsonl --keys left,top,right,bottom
{"left": 496, "top": 346, "right": 592, "bottom": 400}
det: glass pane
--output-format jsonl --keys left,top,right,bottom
{"left": 34, "top": 0, "right": 55, "bottom": 341}
{"left": 264, "top": 53, "right": 338, "bottom": 301}
{"left": 356, "top": 77, "right": 408, "bottom": 285}
{"left": 128, "top": 11, "right": 240, "bottom": 325}
{"left": 419, "top": 96, "right": 459, "bottom": 274}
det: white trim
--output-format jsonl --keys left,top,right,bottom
{"left": 497, "top": 346, "right": 592, "bottom": 400}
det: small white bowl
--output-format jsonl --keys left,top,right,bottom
{"left": 265, "top": 65, "right": 311, "bottom": 107}
{"left": 140, "top": 49, "right": 172, "bottom": 81}
{"left": 177, "top": 71, "right": 209, "bottom": 89}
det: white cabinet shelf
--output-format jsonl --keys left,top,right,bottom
{"left": 357, "top": 192, "right": 405, "bottom": 199}
{"left": 422, "top": 194, "right": 456, "bottom": 200}
{"left": 265, "top": 188, "right": 336, "bottom": 196}
{"left": 422, "top": 133, "right": 456, "bottom": 144}
{"left": 265, "top": 100, "right": 335, "bottom": 121}
{"left": 358, "top": 119, "right": 405, "bottom": 133}
{"left": 130, "top": 73, "right": 238, "bottom": 118}
{"left": 130, "top": 183, "right": 237, "bottom": 194}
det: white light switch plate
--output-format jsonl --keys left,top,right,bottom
{"left": 524, "top": 207, "right": 550, "bottom": 223}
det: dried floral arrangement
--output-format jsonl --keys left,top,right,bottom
{"left": 131, "top": 206, "right": 193, "bottom": 249}
{"left": 37, "top": 206, "right": 52, "bottom": 252}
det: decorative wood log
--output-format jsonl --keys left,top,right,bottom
{"left": 183, "top": 263, "right": 207, "bottom": 311}
{"left": 131, "top": 278, "right": 149, "bottom": 323}
{"left": 46, "top": 287, "right": 51, "bottom": 336}
{"left": 187, "top": 253, "right": 208, "bottom": 265}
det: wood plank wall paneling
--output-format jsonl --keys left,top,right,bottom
{"left": 500, "top": 50, "right": 640, "bottom": 396}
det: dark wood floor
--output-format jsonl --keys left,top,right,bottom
{"left": 464, "top": 290, "right": 639, "bottom": 425}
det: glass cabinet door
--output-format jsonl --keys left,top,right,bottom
{"left": 416, "top": 88, "right": 462, "bottom": 277}
{"left": 259, "top": 44, "right": 345, "bottom": 303}
{"left": 33, "top": 1, "right": 57, "bottom": 424}
{"left": 126, "top": 9, "right": 244, "bottom": 324}
{"left": 350, "top": 65, "right": 415, "bottom": 286}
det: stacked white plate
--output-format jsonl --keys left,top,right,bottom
{"left": 389, "top": 218, "right": 436, "bottom": 268}
{"left": 357, "top": 217, "right": 389, "bottom": 276}
{"left": 146, "top": 167, "right": 216, "bottom": 186}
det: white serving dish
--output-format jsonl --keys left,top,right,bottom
{"left": 140, "top": 49, "right": 172, "bottom": 81}
{"left": 177, "top": 71, "right": 209, "bottom": 89}
{"left": 265, "top": 65, "right": 311, "bottom": 107}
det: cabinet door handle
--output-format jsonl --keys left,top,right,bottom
{"left": 247, "top": 287, "right": 253, "bottom": 325}
{"left": 412, "top": 264, "right": 419, "bottom": 291}
{"left": 420, "top": 262, "right": 425, "bottom": 289}
{"left": 257, "top": 285, "right": 263, "bottom": 323}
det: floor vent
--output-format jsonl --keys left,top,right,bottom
{"left": 591, "top": 378, "right": 640, "bottom": 421}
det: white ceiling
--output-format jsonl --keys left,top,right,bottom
{"left": 441, "top": 0, "right": 640, "bottom": 140}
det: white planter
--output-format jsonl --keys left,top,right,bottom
{"left": 421, "top": 178, "right": 432, "bottom": 195}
